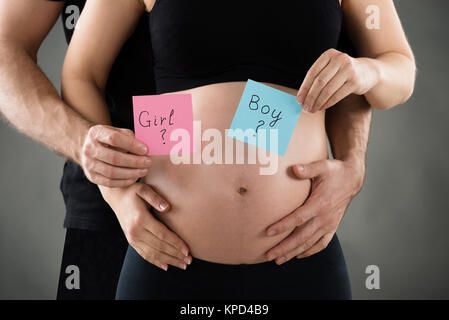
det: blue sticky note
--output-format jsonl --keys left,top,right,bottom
{"left": 227, "top": 79, "right": 302, "bottom": 155}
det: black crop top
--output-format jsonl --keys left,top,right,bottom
{"left": 149, "top": 0, "right": 342, "bottom": 94}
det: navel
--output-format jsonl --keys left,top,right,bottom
{"left": 237, "top": 187, "right": 248, "bottom": 195}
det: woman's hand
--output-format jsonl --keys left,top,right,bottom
{"left": 297, "top": 49, "right": 379, "bottom": 113}
{"left": 99, "top": 182, "right": 192, "bottom": 271}
{"left": 79, "top": 124, "right": 152, "bottom": 187}
{"left": 265, "top": 158, "right": 365, "bottom": 264}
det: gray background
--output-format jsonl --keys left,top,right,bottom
{"left": 0, "top": 0, "right": 448, "bottom": 299}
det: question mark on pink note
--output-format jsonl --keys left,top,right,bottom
{"left": 160, "top": 128, "right": 167, "bottom": 144}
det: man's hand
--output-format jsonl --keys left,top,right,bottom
{"left": 265, "top": 158, "right": 365, "bottom": 265}
{"left": 80, "top": 125, "right": 152, "bottom": 187}
{"left": 100, "top": 182, "right": 192, "bottom": 271}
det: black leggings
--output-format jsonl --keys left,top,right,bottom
{"left": 116, "top": 234, "right": 351, "bottom": 300}
{"left": 57, "top": 227, "right": 128, "bottom": 300}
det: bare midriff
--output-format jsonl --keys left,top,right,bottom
{"left": 142, "top": 81, "right": 328, "bottom": 264}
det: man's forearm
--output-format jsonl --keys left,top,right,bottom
{"left": 325, "top": 94, "right": 372, "bottom": 188}
{"left": 0, "top": 40, "right": 91, "bottom": 163}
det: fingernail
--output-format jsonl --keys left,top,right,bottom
{"left": 138, "top": 169, "right": 147, "bottom": 176}
{"left": 267, "top": 254, "right": 276, "bottom": 261}
{"left": 297, "top": 95, "right": 304, "bottom": 104}
{"left": 145, "top": 158, "right": 152, "bottom": 166}
{"left": 267, "top": 229, "right": 277, "bottom": 236}
{"left": 296, "top": 165, "right": 304, "bottom": 172}
{"left": 140, "top": 145, "right": 148, "bottom": 153}
{"left": 179, "top": 263, "right": 187, "bottom": 270}
{"left": 303, "top": 104, "right": 310, "bottom": 112}
{"left": 277, "top": 256, "right": 286, "bottom": 264}
{"left": 160, "top": 263, "right": 168, "bottom": 271}
{"left": 184, "top": 257, "right": 191, "bottom": 265}
{"left": 159, "top": 203, "right": 167, "bottom": 210}
{"left": 181, "top": 248, "right": 189, "bottom": 256}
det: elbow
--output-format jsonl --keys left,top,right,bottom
{"left": 369, "top": 56, "right": 416, "bottom": 110}
{"left": 404, "top": 57, "right": 417, "bottom": 103}
{"left": 61, "top": 60, "right": 105, "bottom": 98}
{"left": 368, "top": 86, "right": 414, "bottom": 110}
{"left": 61, "top": 65, "right": 79, "bottom": 100}
{"left": 61, "top": 64, "right": 78, "bottom": 95}
{"left": 367, "top": 98, "right": 393, "bottom": 111}
{"left": 396, "top": 53, "right": 417, "bottom": 106}
{"left": 61, "top": 60, "right": 84, "bottom": 91}
{"left": 400, "top": 77, "right": 416, "bottom": 105}
{"left": 397, "top": 55, "right": 417, "bottom": 106}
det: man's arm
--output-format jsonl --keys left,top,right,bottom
{"left": 265, "top": 94, "right": 372, "bottom": 264}
{"left": 325, "top": 93, "right": 372, "bottom": 188}
{"left": 0, "top": 0, "right": 88, "bottom": 161}
{"left": 0, "top": 0, "right": 152, "bottom": 187}
{"left": 0, "top": 0, "right": 190, "bottom": 269}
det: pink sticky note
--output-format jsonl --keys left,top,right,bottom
{"left": 133, "top": 94, "right": 193, "bottom": 155}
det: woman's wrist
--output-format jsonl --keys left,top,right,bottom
{"left": 98, "top": 184, "right": 118, "bottom": 204}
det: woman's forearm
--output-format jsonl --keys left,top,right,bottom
{"left": 61, "top": 75, "right": 111, "bottom": 126}
{"left": 359, "top": 52, "right": 416, "bottom": 110}
{"left": 339, "top": 0, "right": 416, "bottom": 110}
{"left": 60, "top": 0, "right": 146, "bottom": 127}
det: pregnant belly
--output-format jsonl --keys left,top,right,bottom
{"left": 142, "top": 82, "right": 328, "bottom": 264}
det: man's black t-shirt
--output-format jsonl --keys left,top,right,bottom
{"left": 50, "top": 0, "right": 156, "bottom": 230}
